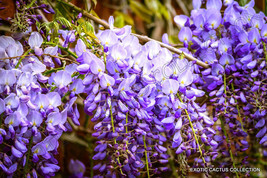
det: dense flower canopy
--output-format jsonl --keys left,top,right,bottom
{"left": 0, "top": 0, "right": 266, "bottom": 177}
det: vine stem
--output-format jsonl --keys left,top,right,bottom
{"left": 230, "top": 83, "right": 244, "bottom": 131}
{"left": 263, "top": 42, "right": 267, "bottom": 64}
{"left": 125, "top": 112, "right": 129, "bottom": 146}
{"left": 0, "top": 53, "right": 77, "bottom": 64}
{"left": 56, "top": 0, "right": 209, "bottom": 69}
{"left": 177, "top": 94, "right": 206, "bottom": 164}
{"left": 224, "top": 73, "right": 227, "bottom": 114}
{"left": 143, "top": 135, "right": 150, "bottom": 178}
{"left": 43, "top": 42, "right": 78, "bottom": 59}
{"left": 0, "top": 114, "right": 3, "bottom": 127}
{"left": 15, "top": 49, "right": 32, "bottom": 68}
{"left": 24, "top": 136, "right": 33, "bottom": 177}
{"left": 219, "top": 117, "right": 239, "bottom": 178}
{"left": 109, "top": 102, "right": 124, "bottom": 175}
{"left": 167, "top": 148, "right": 179, "bottom": 177}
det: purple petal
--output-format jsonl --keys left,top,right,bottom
{"left": 99, "top": 73, "right": 115, "bottom": 89}
{"left": 44, "top": 46, "right": 58, "bottom": 55}
{"left": 70, "top": 79, "right": 85, "bottom": 94}
{"left": 248, "top": 28, "right": 260, "bottom": 43}
{"left": 193, "top": 0, "right": 202, "bottom": 9}
{"left": 174, "top": 15, "right": 189, "bottom": 28}
{"left": 28, "top": 32, "right": 43, "bottom": 48}
{"left": 0, "top": 98, "right": 5, "bottom": 114}
{"left": 12, "top": 147, "right": 23, "bottom": 158}
{"left": 90, "top": 59, "right": 105, "bottom": 75}
{"left": 77, "top": 64, "right": 90, "bottom": 74}
{"left": 34, "top": 94, "right": 49, "bottom": 109}
{"left": 256, "top": 127, "right": 266, "bottom": 138}
{"left": 53, "top": 70, "right": 72, "bottom": 87}
{"left": 259, "top": 135, "right": 267, "bottom": 144}
{"left": 247, "top": 60, "right": 257, "bottom": 69}
{"left": 47, "top": 92, "right": 61, "bottom": 108}
{"left": 162, "top": 116, "right": 175, "bottom": 124}
{"left": 178, "top": 68, "right": 194, "bottom": 86}
{"left": 255, "top": 119, "right": 265, "bottom": 128}
{"left": 27, "top": 110, "right": 43, "bottom": 127}
{"left": 178, "top": 27, "right": 192, "bottom": 43}
{"left": 162, "top": 79, "right": 179, "bottom": 95}
{"left": 5, "top": 112, "right": 21, "bottom": 127}
{"left": 15, "top": 140, "right": 27, "bottom": 153}
{"left": 75, "top": 39, "right": 87, "bottom": 57}
{"left": 206, "top": 0, "right": 222, "bottom": 10}
{"left": 240, "top": 92, "right": 247, "bottom": 103}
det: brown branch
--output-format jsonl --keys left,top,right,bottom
{"left": 47, "top": 54, "right": 79, "bottom": 64}
{"left": 57, "top": 0, "right": 210, "bottom": 68}
{"left": 0, "top": 53, "right": 78, "bottom": 64}
{"left": 0, "top": 54, "right": 35, "bottom": 60}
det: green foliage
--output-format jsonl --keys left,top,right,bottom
{"left": 239, "top": 0, "right": 248, "bottom": 6}
{"left": 10, "top": 11, "right": 29, "bottom": 32}
{"left": 169, "top": 34, "right": 181, "bottom": 45}
{"left": 91, "top": 0, "right": 97, "bottom": 8}
{"left": 158, "top": 1, "right": 171, "bottom": 20}
{"left": 55, "top": 1, "right": 74, "bottom": 21}
{"left": 144, "top": 0, "right": 170, "bottom": 20}
{"left": 113, "top": 11, "right": 134, "bottom": 28}
{"left": 114, "top": 14, "right": 125, "bottom": 28}
{"left": 129, "top": 0, "right": 153, "bottom": 23}
{"left": 41, "top": 22, "right": 51, "bottom": 35}
{"left": 77, "top": 21, "right": 96, "bottom": 40}
{"left": 56, "top": 17, "right": 72, "bottom": 28}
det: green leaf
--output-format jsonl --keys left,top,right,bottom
{"left": 239, "top": 0, "right": 248, "bottom": 6}
{"left": 56, "top": 17, "right": 72, "bottom": 28}
{"left": 41, "top": 22, "right": 51, "bottom": 35}
{"left": 129, "top": 0, "right": 153, "bottom": 23}
{"left": 144, "top": 0, "right": 159, "bottom": 12}
{"left": 50, "top": 21, "right": 59, "bottom": 34}
{"left": 91, "top": 0, "right": 97, "bottom": 8}
{"left": 158, "top": 1, "right": 170, "bottom": 20}
{"left": 114, "top": 13, "right": 125, "bottom": 28}
{"left": 80, "top": 21, "right": 96, "bottom": 40}
{"left": 114, "top": 11, "right": 134, "bottom": 26}
{"left": 169, "top": 35, "right": 181, "bottom": 44}
{"left": 84, "top": 21, "right": 95, "bottom": 34}
{"left": 55, "top": 1, "right": 73, "bottom": 21}
{"left": 76, "top": 24, "right": 82, "bottom": 34}
{"left": 26, "top": 0, "right": 37, "bottom": 9}
{"left": 144, "top": 0, "right": 160, "bottom": 18}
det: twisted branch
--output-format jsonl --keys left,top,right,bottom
{"left": 56, "top": 0, "right": 210, "bottom": 69}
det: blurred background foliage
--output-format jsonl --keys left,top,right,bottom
{"left": 0, "top": 0, "right": 266, "bottom": 45}
{"left": 0, "top": 0, "right": 266, "bottom": 177}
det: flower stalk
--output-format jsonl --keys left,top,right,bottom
{"left": 177, "top": 94, "right": 206, "bottom": 164}
{"left": 143, "top": 135, "right": 150, "bottom": 178}
{"left": 220, "top": 117, "right": 239, "bottom": 178}
{"left": 24, "top": 136, "right": 33, "bottom": 177}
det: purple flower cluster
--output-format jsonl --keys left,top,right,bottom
{"left": 68, "top": 159, "right": 86, "bottom": 178}
{"left": 11, "top": 0, "right": 55, "bottom": 33}
{"left": 0, "top": 32, "right": 82, "bottom": 177}
{"left": 75, "top": 17, "right": 215, "bottom": 177}
{"left": 176, "top": 0, "right": 267, "bottom": 172}
{"left": 2, "top": 0, "right": 267, "bottom": 177}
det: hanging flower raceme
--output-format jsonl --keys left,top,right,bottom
{"left": 176, "top": 0, "right": 267, "bottom": 175}
{"left": 74, "top": 16, "right": 215, "bottom": 177}
{"left": 3, "top": 0, "right": 267, "bottom": 177}
{"left": 0, "top": 32, "right": 82, "bottom": 177}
